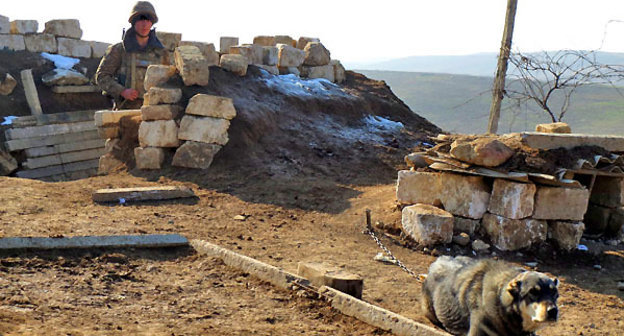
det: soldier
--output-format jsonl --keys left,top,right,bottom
{"left": 95, "top": 1, "right": 170, "bottom": 109}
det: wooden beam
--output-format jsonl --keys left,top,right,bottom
{"left": 20, "top": 69, "right": 43, "bottom": 115}
{"left": 92, "top": 186, "right": 196, "bottom": 203}
{"left": 0, "top": 234, "right": 189, "bottom": 250}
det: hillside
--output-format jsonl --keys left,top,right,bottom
{"left": 357, "top": 70, "right": 624, "bottom": 135}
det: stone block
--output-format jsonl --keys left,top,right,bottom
{"left": 0, "top": 15, "right": 9, "bottom": 34}
{"left": 229, "top": 45, "right": 253, "bottom": 64}
{"left": 0, "top": 73, "right": 17, "bottom": 95}
{"left": 219, "top": 54, "right": 247, "bottom": 76}
{"left": 482, "top": 213, "right": 547, "bottom": 251}
{"left": 0, "top": 149, "right": 18, "bottom": 175}
{"left": 178, "top": 115, "right": 230, "bottom": 145}
{"left": 243, "top": 44, "right": 264, "bottom": 64}
{"left": 146, "top": 87, "right": 182, "bottom": 105}
{"left": 303, "top": 42, "right": 331, "bottom": 66}
{"left": 179, "top": 41, "right": 219, "bottom": 65}
{"left": 590, "top": 177, "right": 624, "bottom": 208}
{"left": 253, "top": 35, "right": 276, "bottom": 46}
{"left": 257, "top": 65, "right": 279, "bottom": 75}
{"left": 57, "top": 37, "right": 91, "bottom": 58}
{"left": 144, "top": 64, "right": 177, "bottom": 91}
{"left": 533, "top": 186, "right": 589, "bottom": 220}
{"left": 549, "top": 221, "right": 585, "bottom": 251}
{"left": 172, "top": 141, "right": 221, "bottom": 169}
{"left": 583, "top": 204, "right": 611, "bottom": 234}
{"left": 278, "top": 66, "right": 300, "bottom": 76}
{"left": 52, "top": 85, "right": 99, "bottom": 94}
{"left": 331, "top": 59, "right": 346, "bottom": 84}
{"left": 488, "top": 179, "right": 536, "bottom": 219}
{"left": 10, "top": 20, "right": 38, "bottom": 34}
{"left": 5, "top": 130, "right": 100, "bottom": 152}
{"left": 97, "top": 126, "right": 119, "bottom": 139}
{"left": 297, "top": 262, "right": 363, "bottom": 299}
{"left": 453, "top": 217, "right": 480, "bottom": 235}
{"left": 41, "top": 68, "right": 89, "bottom": 86}
{"left": 185, "top": 94, "right": 236, "bottom": 120}
{"left": 275, "top": 35, "right": 296, "bottom": 47}
{"left": 174, "top": 45, "right": 210, "bottom": 86}
{"left": 300, "top": 65, "right": 335, "bottom": 82}
{"left": 90, "top": 41, "right": 110, "bottom": 58}
{"left": 296, "top": 36, "right": 320, "bottom": 49}
{"left": 262, "top": 46, "right": 278, "bottom": 66}
{"left": 138, "top": 120, "right": 180, "bottom": 148}
{"left": 141, "top": 104, "right": 182, "bottom": 121}
{"left": 5, "top": 120, "right": 96, "bottom": 141}
{"left": 535, "top": 122, "right": 571, "bottom": 134}
{"left": 94, "top": 109, "right": 142, "bottom": 127}
{"left": 520, "top": 132, "right": 624, "bottom": 152}
{"left": 156, "top": 31, "right": 181, "bottom": 51}
{"left": 44, "top": 19, "right": 82, "bottom": 39}
{"left": 277, "top": 44, "right": 305, "bottom": 67}
{"left": 219, "top": 36, "right": 238, "bottom": 53}
{"left": 134, "top": 146, "right": 165, "bottom": 170}
{"left": 450, "top": 138, "right": 514, "bottom": 167}
{"left": 0, "top": 34, "right": 25, "bottom": 50}
{"left": 23, "top": 147, "right": 106, "bottom": 170}
{"left": 24, "top": 33, "right": 57, "bottom": 53}
{"left": 401, "top": 204, "right": 454, "bottom": 246}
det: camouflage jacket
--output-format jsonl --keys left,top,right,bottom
{"left": 95, "top": 27, "right": 170, "bottom": 107}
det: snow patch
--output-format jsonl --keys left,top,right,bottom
{"left": 313, "top": 115, "right": 404, "bottom": 144}
{"left": 258, "top": 72, "right": 351, "bottom": 98}
{"left": 364, "top": 115, "right": 404, "bottom": 132}
{"left": 1, "top": 116, "right": 18, "bottom": 125}
{"left": 41, "top": 52, "right": 80, "bottom": 69}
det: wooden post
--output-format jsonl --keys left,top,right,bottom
{"left": 20, "top": 69, "right": 43, "bottom": 115}
{"left": 487, "top": 0, "right": 518, "bottom": 134}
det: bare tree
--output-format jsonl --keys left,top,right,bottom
{"left": 505, "top": 50, "right": 624, "bottom": 122}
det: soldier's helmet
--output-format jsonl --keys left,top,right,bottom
{"left": 129, "top": 1, "right": 158, "bottom": 24}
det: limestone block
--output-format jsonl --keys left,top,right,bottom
{"left": 401, "top": 204, "right": 454, "bottom": 246}
{"left": 44, "top": 19, "right": 82, "bottom": 39}
{"left": 278, "top": 66, "right": 300, "bottom": 76}
{"left": 243, "top": 44, "right": 264, "bottom": 64}
{"left": 549, "top": 221, "right": 585, "bottom": 251}
{"left": 331, "top": 59, "right": 346, "bottom": 84}
{"left": 488, "top": 179, "right": 536, "bottom": 219}
{"left": 138, "top": 120, "right": 180, "bottom": 148}
{"left": 0, "top": 149, "right": 18, "bottom": 175}
{"left": 303, "top": 42, "right": 331, "bottom": 66}
{"left": 146, "top": 87, "right": 182, "bottom": 105}
{"left": 262, "top": 46, "right": 278, "bottom": 66}
{"left": 10, "top": 20, "right": 38, "bottom": 34}
{"left": 179, "top": 41, "right": 219, "bottom": 65}
{"left": 0, "top": 15, "right": 9, "bottom": 34}
{"left": 144, "top": 65, "right": 177, "bottom": 91}
{"left": 97, "top": 126, "right": 119, "bottom": 139}
{"left": 275, "top": 35, "right": 296, "bottom": 47}
{"left": 141, "top": 104, "right": 182, "bottom": 121}
{"left": 0, "top": 34, "right": 25, "bottom": 50}
{"left": 520, "top": 132, "right": 624, "bottom": 152}
{"left": 156, "top": 31, "right": 182, "bottom": 51}
{"left": 453, "top": 217, "right": 480, "bottom": 236}
{"left": 277, "top": 44, "right": 305, "bottom": 67}
{"left": 229, "top": 45, "right": 253, "bottom": 64}
{"left": 134, "top": 146, "right": 165, "bottom": 170}
{"left": 297, "top": 36, "right": 320, "bottom": 49}
{"left": 482, "top": 213, "right": 547, "bottom": 251}
{"left": 41, "top": 68, "right": 89, "bottom": 86}
{"left": 178, "top": 115, "right": 230, "bottom": 145}
{"left": 0, "top": 73, "right": 17, "bottom": 95}
{"left": 94, "top": 109, "right": 142, "bottom": 127}
{"left": 252, "top": 36, "right": 275, "bottom": 46}
{"left": 24, "top": 33, "right": 57, "bottom": 53}
{"left": 257, "top": 65, "right": 279, "bottom": 75}
{"left": 590, "top": 177, "right": 624, "bottom": 208}
{"left": 535, "top": 122, "right": 571, "bottom": 134}
{"left": 185, "top": 94, "right": 236, "bottom": 120}
{"left": 219, "top": 54, "right": 247, "bottom": 76}
{"left": 533, "top": 186, "right": 589, "bottom": 220}
{"left": 219, "top": 36, "right": 239, "bottom": 53}
{"left": 98, "top": 153, "right": 124, "bottom": 174}
{"left": 90, "top": 41, "right": 110, "bottom": 58}
{"left": 172, "top": 141, "right": 221, "bottom": 169}
{"left": 584, "top": 204, "right": 611, "bottom": 234}
{"left": 57, "top": 37, "right": 91, "bottom": 58}
{"left": 174, "top": 45, "right": 210, "bottom": 86}
{"left": 300, "top": 65, "right": 335, "bottom": 82}
{"left": 297, "top": 262, "right": 363, "bottom": 299}
{"left": 450, "top": 138, "right": 514, "bottom": 167}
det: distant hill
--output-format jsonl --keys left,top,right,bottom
{"left": 357, "top": 70, "right": 624, "bottom": 135}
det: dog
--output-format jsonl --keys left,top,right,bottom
{"left": 421, "top": 256, "right": 559, "bottom": 336}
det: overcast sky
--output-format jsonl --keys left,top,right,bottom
{"left": 3, "top": 0, "right": 624, "bottom": 64}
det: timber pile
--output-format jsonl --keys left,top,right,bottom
{"left": 3, "top": 110, "right": 105, "bottom": 180}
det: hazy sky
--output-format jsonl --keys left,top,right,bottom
{"left": 3, "top": 0, "right": 624, "bottom": 64}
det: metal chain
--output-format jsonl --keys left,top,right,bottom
{"left": 363, "top": 210, "right": 423, "bottom": 282}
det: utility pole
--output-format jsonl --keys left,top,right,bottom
{"left": 487, "top": 0, "right": 518, "bottom": 134}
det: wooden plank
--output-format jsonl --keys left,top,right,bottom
{"left": 15, "top": 158, "right": 99, "bottom": 179}
{"left": 23, "top": 147, "right": 106, "bottom": 169}
{"left": 0, "top": 234, "right": 189, "bottom": 250}
{"left": 5, "top": 120, "right": 96, "bottom": 141}
{"left": 24, "top": 139, "right": 105, "bottom": 158}
{"left": 94, "top": 109, "right": 141, "bottom": 127}
{"left": 20, "top": 69, "right": 43, "bottom": 115}
{"left": 42, "top": 167, "right": 99, "bottom": 182}
{"left": 10, "top": 110, "right": 96, "bottom": 128}
{"left": 92, "top": 186, "right": 196, "bottom": 203}
{"left": 52, "top": 85, "right": 101, "bottom": 94}
{"left": 5, "top": 129, "right": 100, "bottom": 151}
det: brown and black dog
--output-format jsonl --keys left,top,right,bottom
{"left": 422, "top": 256, "right": 559, "bottom": 336}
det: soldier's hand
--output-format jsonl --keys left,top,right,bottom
{"left": 121, "top": 88, "right": 139, "bottom": 101}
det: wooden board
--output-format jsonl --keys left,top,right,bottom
{"left": 15, "top": 158, "right": 99, "bottom": 179}
{"left": 23, "top": 147, "right": 106, "bottom": 169}
{"left": 5, "top": 130, "right": 100, "bottom": 151}
{"left": 9, "top": 110, "right": 96, "bottom": 128}
{"left": 24, "top": 139, "right": 105, "bottom": 158}
{"left": 92, "top": 186, "right": 196, "bottom": 203}
{"left": 0, "top": 234, "right": 189, "bottom": 250}
{"left": 52, "top": 85, "right": 101, "bottom": 94}
{"left": 5, "top": 120, "right": 96, "bottom": 141}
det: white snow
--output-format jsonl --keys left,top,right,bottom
{"left": 258, "top": 72, "right": 351, "bottom": 98}
{"left": 364, "top": 115, "right": 404, "bottom": 132}
{"left": 41, "top": 52, "right": 80, "bottom": 69}
{"left": 1, "top": 116, "right": 18, "bottom": 125}
{"left": 313, "top": 115, "right": 404, "bottom": 144}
